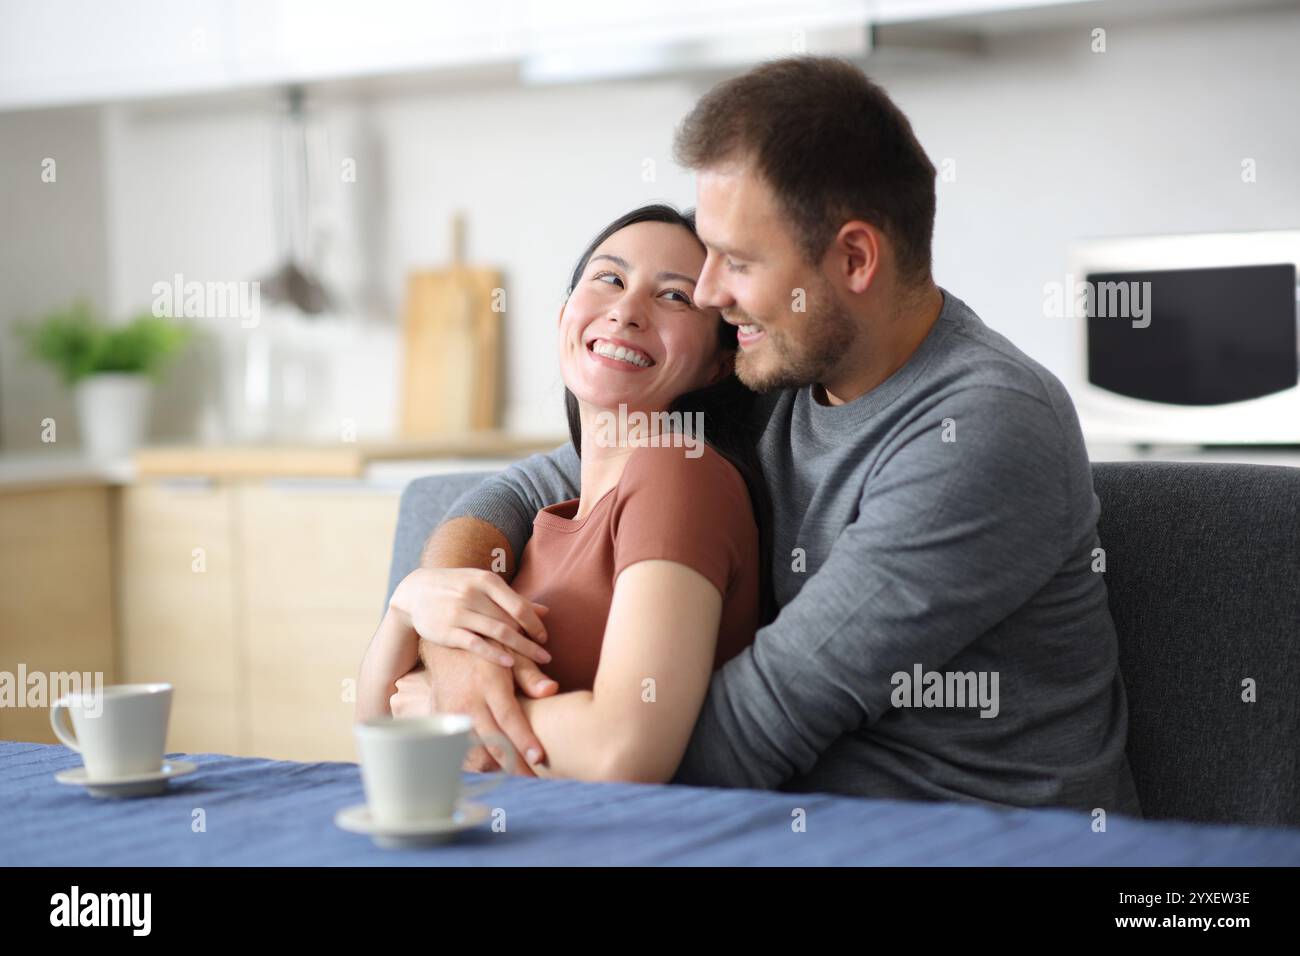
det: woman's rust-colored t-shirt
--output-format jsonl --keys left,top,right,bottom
{"left": 510, "top": 442, "right": 761, "bottom": 693}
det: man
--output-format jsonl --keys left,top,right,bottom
{"left": 392, "top": 56, "right": 1141, "bottom": 815}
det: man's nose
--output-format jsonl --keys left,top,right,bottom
{"left": 695, "top": 255, "right": 732, "bottom": 310}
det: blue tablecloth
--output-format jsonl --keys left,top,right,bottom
{"left": 4, "top": 741, "right": 1299, "bottom": 866}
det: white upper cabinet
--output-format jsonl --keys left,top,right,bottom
{"left": 0, "top": 0, "right": 1103, "bottom": 110}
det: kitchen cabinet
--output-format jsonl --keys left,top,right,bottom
{"left": 118, "top": 478, "right": 398, "bottom": 762}
{"left": 236, "top": 482, "right": 398, "bottom": 761}
{"left": 1, "top": 437, "right": 560, "bottom": 762}
{"left": 0, "top": 0, "right": 1106, "bottom": 111}
{"left": 117, "top": 480, "right": 242, "bottom": 755}
{"left": 0, "top": 484, "right": 117, "bottom": 745}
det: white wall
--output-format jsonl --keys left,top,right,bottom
{"left": 1, "top": 3, "right": 1297, "bottom": 449}
{"left": 369, "top": 79, "right": 701, "bottom": 434}
{"left": 0, "top": 107, "right": 110, "bottom": 449}
{"left": 905, "top": 5, "right": 1300, "bottom": 381}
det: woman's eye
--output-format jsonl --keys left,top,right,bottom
{"left": 593, "top": 271, "right": 624, "bottom": 287}
{"left": 662, "top": 289, "right": 694, "bottom": 305}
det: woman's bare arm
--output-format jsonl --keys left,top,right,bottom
{"left": 517, "top": 558, "right": 724, "bottom": 783}
{"left": 379, "top": 523, "right": 556, "bottom": 774}
{"left": 356, "top": 607, "right": 420, "bottom": 723}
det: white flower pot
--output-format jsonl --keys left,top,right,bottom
{"left": 74, "top": 373, "right": 153, "bottom": 460}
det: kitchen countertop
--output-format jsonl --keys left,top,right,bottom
{"left": 5, "top": 439, "right": 1294, "bottom": 493}
{"left": 132, "top": 432, "right": 565, "bottom": 479}
{"left": 0, "top": 449, "right": 135, "bottom": 491}
{"left": 0, "top": 433, "right": 567, "bottom": 491}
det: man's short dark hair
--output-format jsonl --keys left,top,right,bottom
{"left": 674, "top": 56, "right": 937, "bottom": 283}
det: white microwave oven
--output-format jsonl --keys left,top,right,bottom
{"left": 1066, "top": 230, "right": 1300, "bottom": 445}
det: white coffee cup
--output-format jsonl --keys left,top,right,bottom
{"left": 354, "top": 714, "right": 516, "bottom": 826}
{"left": 50, "top": 683, "right": 173, "bottom": 781}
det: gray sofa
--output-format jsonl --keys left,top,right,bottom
{"left": 385, "top": 460, "right": 1300, "bottom": 829}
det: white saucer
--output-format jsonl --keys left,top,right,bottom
{"left": 334, "top": 801, "right": 492, "bottom": 848}
{"left": 55, "top": 760, "right": 198, "bottom": 798}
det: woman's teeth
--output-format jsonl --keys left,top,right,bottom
{"left": 590, "top": 340, "right": 653, "bottom": 368}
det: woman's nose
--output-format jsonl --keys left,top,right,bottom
{"left": 607, "top": 303, "right": 644, "bottom": 328}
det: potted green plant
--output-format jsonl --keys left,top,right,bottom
{"left": 15, "top": 301, "right": 191, "bottom": 459}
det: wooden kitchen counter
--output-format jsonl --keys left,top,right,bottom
{"left": 132, "top": 432, "right": 566, "bottom": 479}
{"left": 1, "top": 433, "right": 566, "bottom": 760}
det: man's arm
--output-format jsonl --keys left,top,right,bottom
{"left": 427, "top": 442, "right": 582, "bottom": 575}
{"left": 671, "top": 386, "right": 1073, "bottom": 789}
{"left": 414, "top": 442, "right": 581, "bottom": 671}
{"left": 394, "top": 442, "right": 581, "bottom": 773}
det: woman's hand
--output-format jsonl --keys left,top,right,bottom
{"left": 389, "top": 667, "right": 434, "bottom": 719}
{"left": 388, "top": 567, "right": 553, "bottom": 667}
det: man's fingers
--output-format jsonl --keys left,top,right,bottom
{"left": 471, "top": 704, "right": 527, "bottom": 774}
{"left": 464, "top": 708, "right": 508, "bottom": 772}
{"left": 463, "top": 745, "right": 499, "bottom": 773}
{"left": 512, "top": 656, "right": 559, "bottom": 699}
{"left": 486, "top": 689, "right": 545, "bottom": 775}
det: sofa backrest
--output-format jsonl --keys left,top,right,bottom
{"left": 387, "top": 462, "right": 1300, "bottom": 826}
{"left": 1092, "top": 461, "right": 1299, "bottom": 828}
{"left": 384, "top": 471, "right": 493, "bottom": 616}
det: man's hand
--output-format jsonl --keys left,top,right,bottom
{"left": 389, "top": 644, "right": 560, "bottom": 775}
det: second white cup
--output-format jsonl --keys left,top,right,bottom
{"left": 355, "top": 714, "right": 516, "bottom": 826}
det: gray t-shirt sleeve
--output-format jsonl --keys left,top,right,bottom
{"left": 439, "top": 442, "right": 581, "bottom": 562}
{"left": 672, "top": 385, "right": 1072, "bottom": 789}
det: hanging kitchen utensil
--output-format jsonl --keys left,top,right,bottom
{"left": 259, "top": 85, "right": 332, "bottom": 315}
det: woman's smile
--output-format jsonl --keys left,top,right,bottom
{"left": 559, "top": 218, "right": 728, "bottom": 414}
{"left": 585, "top": 336, "right": 656, "bottom": 371}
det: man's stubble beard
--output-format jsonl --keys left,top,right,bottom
{"left": 730, "top": 279, "right": 856, "bottom": 394}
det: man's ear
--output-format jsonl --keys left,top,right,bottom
{"left": 834, "top": 221, "right": 882, "bottom": 295}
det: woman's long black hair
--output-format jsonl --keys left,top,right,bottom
{"left": 562, "top": 203, "right": 776, "bottom": 627}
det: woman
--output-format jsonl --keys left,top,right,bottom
{"left": 357, "top": 204, "right": 773, "bottom": 783}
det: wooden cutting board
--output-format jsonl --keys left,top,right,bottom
{"left": 400, "top": 215, "right": 503, "bottom": 436}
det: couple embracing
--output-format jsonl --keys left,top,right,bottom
{"left": 359, "top": 56, "right": 1141, "bottom": 817}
